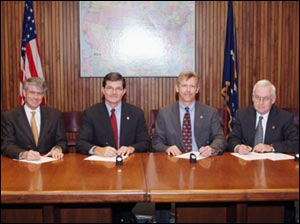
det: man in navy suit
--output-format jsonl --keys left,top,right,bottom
{"left": 227, "top": 79, "right": 299, "bottom": 223}
{"left": 1, "top": 77, "right": 67, "bottom": 160}
{"left": 76, "top": 72, "right": 149, "bottom": 223}
{"left": 227, "top": 79, "right": 299, "bottom": 154}
{"left": 152, "top": 71, "right": 226, "bottom": 223}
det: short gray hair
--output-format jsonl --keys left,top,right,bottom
{"left": 23, "top": 77, "right": 47, "bottom": 92}
{"left": 252, "top": 79, "right": 276, "bottom": 97}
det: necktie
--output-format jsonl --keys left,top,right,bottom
{"left": 254, "top": 116, "right": 264, "bottom": 146}
{"left": 31, "top": 111, "right": 39, "bottom": 145}
{"left": 110, "top": 109, "right": 118, "bottom": 149}
{"left": 182, "top": 107, "right": 192, "bottom": 152}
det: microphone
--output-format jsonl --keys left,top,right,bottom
{"left": 189, "top": 153, "right": 197, "bottom": 163}
{"left": 116, "top": 155, "right": 123, "bottom": 166}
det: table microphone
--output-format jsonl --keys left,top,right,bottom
{"left": 116, "top": 155, "right": 123, "bottom": 166}
{"left": 189, "top": 153, "right": 197, "bottom": 163}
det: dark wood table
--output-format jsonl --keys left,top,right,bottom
{"left": 2, "top": 152, "right": 299, "bottom": 223}
{"left": 142, "top": 152, "right": 299, "bottom": 222}
{"left": 1, "top": 153, "right": 146, "bottom": 222}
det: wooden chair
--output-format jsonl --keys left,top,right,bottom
{"left": 149, "top": 109, "right": 159, "bottom": 152}
{"left": 282, "top": 108, "right": 299, "bottom": 128}
{"left": 62, "top": 111, "right": 83, "bottom": 150}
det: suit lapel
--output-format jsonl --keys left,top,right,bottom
{"left": 194, "top": 103, "right": 208, "bottom": 147}
{"left": 19, "top": 107, "right": 36, "bottom": 146}
{"left": 119, "top": 103, "right": 130, "bottom": 146}
{"left": 248, "top": 106, "right": 258, "bottom": 145}
{"left": 172, "top": 102, "right": 184, "bottom": 149}
{"left": 264, "top": 107, "right": 276, "bottom": 144}
{"left": 38, "top": 107, "right": 49, "bottom": 146}
{"left": 194, "top": 103, "right": 203, "bottom": 134}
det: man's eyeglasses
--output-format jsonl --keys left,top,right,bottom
{"left": 253, "top": 95, "right": 273, "bottom": 102}
{"left": 105, "top": 86, "right": 124, "bottom": 92}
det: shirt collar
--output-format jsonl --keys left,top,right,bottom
{"left": 179, "top": 102, "right": 195, "bottom": 112}
{"left": 105, "top": 102, "right": 122, "bottom": 113}
{"left": 24, "top": 104, "right": 40, "bottom": 113}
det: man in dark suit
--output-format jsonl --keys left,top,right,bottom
{"left": 76, "top": 72, "right": 149, "bottom": 223}
{"left": 227, "top": 79, "right": 299, "bottom": 154}
{"left": 1, "top": 77, "right": 67, "bottom": 160}
{"left": 227, "top": 79, "right": 299, "bottom": 223}
{"left": 152, "top": 71, "right": 226, "bottom": 222}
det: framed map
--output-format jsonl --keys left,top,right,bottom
{"left": 79, "top": 1, "right": 195, "bottom": 77}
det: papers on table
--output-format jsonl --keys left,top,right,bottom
{"left": 84, "top": 155, "right": 128, "bottom": 162}
{"left": 175, "top": 152, "right": 207, "bottom": 161}
{"left": 16, "top": 156, "right": 58, "bottom": 164}
{"left": 231, "top": 152, "right": 295, "bottom": 161}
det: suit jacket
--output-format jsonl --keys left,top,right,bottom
{"left": 76, "top": 102, "right": 149, "bottom": 154}
{"left": 152, "top": 102, "right": 226, "bottom": 154}
{"left": 227, "top": 105, "right": 299, "bottom": 153}
{"left": 1, "top": 106, "right": 67, "bottom": 159}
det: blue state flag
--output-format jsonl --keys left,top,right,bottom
{"left": 221, "top": 1, "right": 238, "bottom": 138}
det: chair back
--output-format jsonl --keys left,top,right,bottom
{"left": 149, "top": 109, "right": 159, "bottom": 151}
{"left": 282, "top": 108, "right": 299, "bottom": 128}
{"left": 62, "top": 111, "right": 83, "bottom": 148}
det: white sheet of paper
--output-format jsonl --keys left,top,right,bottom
{"left": 16, "top": 156, "right": 57, "bottom": 164}
{"left": 263, "top": 153, "right": 294, "bottom": 161}
{"left": 231, "top": 152, "right": 294, "bottom": 161}
{"left": 84, "top": 155, "right": 128, "bottom": 162}
{"left": 175, "top": 152, "right": 206, "bottom": 161}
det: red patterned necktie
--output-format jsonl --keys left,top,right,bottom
{"left": 182, "top": 107, "right": 192, "bottom": 152}
{"left": 110, "top": 109, "right": 118, "bottom": 149}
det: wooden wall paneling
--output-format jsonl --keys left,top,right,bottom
{"left": 281, "top": 2, "right": 291, "bottom": 107}
{"left": 1, "top": 1, "right": 299, "bottom": 128}
{"left": 289, "top": 1, "right": 299, "bottom": 107}
{"left": 196, "top": 1, "right": 206, "bottom": 104}
{"left": 1, "top": 2, "right": 8, "bottom": 109}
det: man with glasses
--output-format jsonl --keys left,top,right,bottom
{"left": 227, "top": 79, "right": 299, "bottom": 154}
{"left": 227, "top": 79, "right": 299, "bottom": 223}
{"left": 76, "top": 72, "right": 149, "bottom": 223}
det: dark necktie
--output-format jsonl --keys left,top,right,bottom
{"left": 31, "top": 111, "right": 39, "bottom": 145}
{"left": 182, "top": 107, "right": 192, "bottom": 152}
{"left": 110, "top": 109, "right": 118, "bottom": 149}
{"left": 254, "top": 116, "right": 264, "bottom": 146}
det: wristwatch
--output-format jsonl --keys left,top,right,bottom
{"left": 270, "top": 145, "right": 275, "bottom": 152}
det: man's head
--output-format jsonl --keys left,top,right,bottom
{"left": 252, "top": 79, "right": 276, "bottom": 115}
{"left": 175, "top": 71, "right": 199, "bottom": 106}
{"left": 102, "top": 72, "right": 127, "bottom": 107}
{"left": 23, "top": 77, "right": 47, "bottom": 110}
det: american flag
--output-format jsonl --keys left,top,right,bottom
{"left": 20, "top": 1, "right": 45, "bottom": 105}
